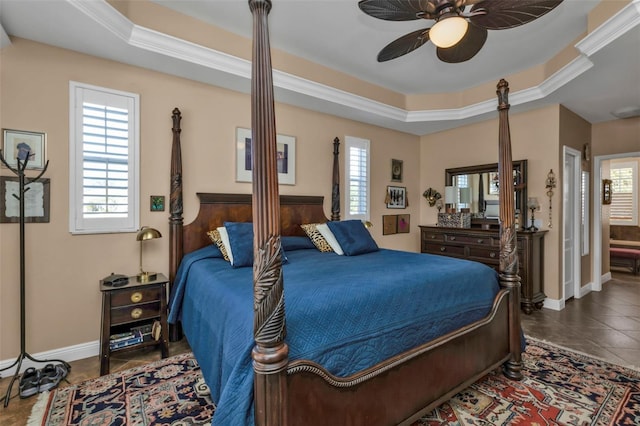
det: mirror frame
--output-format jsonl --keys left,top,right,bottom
{"left": 445, "top": 159, "right": 528, "bottom": 229}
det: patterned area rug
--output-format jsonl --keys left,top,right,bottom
{"left": 29, "top": 338, "right": 640, "bottom": 425}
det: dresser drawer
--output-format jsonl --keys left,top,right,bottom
{"left": 424, "top": 243, "right": 466, "bottom": 257}
{"left": 446, "top": 234, "right": 493, "bottom": 246}
{"left": 111, "top": 301, "right": 161, "bottom": 326}
{"left": 111, "top": 287, "right": 161, "bottom": 307}
{"left": 422, "top": 231, "right": 445, "bottom": 242}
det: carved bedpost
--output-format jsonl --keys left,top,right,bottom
{"left": 249, "top": 1, "right": 289, "bottom": 425}
{"left": 331, "top": 137, "right": 340, "bottom": 221}
{"left": 169, "top": 107, "right": 184, "bottom": 342}
{"left": 496, "top": 79, "right": 523, "bottom": 380}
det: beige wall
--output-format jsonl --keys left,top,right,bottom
{"left": 419, "top": 104, "right": 563, "bottom": 300}
{"left": 0, "top": 39, "right": 420, "bottom": 358}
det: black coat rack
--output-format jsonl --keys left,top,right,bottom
{"left": 0, "top": 149, "right": 69, "bottom": 406}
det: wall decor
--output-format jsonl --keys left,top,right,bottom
{"left": 2, "top": 129, "right": 47, "bottom": 170}
{"left": 386, "top": 185, "right": 406, "bottom": 209}
{"left": 422, "top": 187, "right": 441, "bottom": 207}
{"left": 397, "top": 214, "right": 410, "bottom": 233}
{"left": 382, "top": 215, "right": 398, "bottom": 235}
{"left": 150, "top": 195, "right": 165, "bottom": 212}
{"left": 545, "top": 169, "right": 557, "bottom": 228}
{"left": 0, "top": 176, "right": 50, "bottom": 223}
{"left": 236, "top": 127, "right": 296, "bottom": 185}
{"left": 602, "top": 179, "right": 612, "bottom": 205}
{"left": 391, "top": 158, "right": 403, "bottom": 182}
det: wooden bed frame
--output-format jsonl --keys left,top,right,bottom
{"left": 167, "top": 1, "right": 522, "bottom": 424}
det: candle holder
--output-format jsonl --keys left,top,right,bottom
{"left": 527, "top": 197, "right": 540, "bottom": 231}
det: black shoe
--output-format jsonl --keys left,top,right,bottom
{"left": 38, "top": 363, "right": 68, "bottom": 392}
{"left": 19, "top": 367, "right": 40, "bottom": 398}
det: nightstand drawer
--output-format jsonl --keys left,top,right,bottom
{"left": 111, "top": 287, "right": 161, "bottom": 307}
{"left": 111, "top": 301, "right": 161, "bottom": 325}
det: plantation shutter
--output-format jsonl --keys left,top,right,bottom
{"left": 610, "top": 162, "right": 637, "bottom": 226}
{"left": 345, "top": 136, "right": 370, "bottom": 221}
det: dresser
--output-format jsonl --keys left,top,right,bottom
{"left": 419, "top": 225, "right": 546, "bottom": 314}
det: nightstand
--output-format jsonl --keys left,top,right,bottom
{"left": 99, "top": 273, "right": 169, "bottom": 375}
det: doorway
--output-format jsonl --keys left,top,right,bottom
{"left": 563, "top": 146, "right": 581, "bottom": 301}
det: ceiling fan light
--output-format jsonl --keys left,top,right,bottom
{"left": 430, "top": 16, "right": 468, "bottom": 48}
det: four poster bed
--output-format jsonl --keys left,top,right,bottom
{"left": 167, "top": 1, "right": 522, "bottom": 425}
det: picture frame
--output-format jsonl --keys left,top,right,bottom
{"left": 2, "top": 129, "right": 47, "bottom": 170}
{"left": 488, "top": 172, "right": 499, "bottom": 195}
{"left": 236, "top": 127, "right": 296, "bottom": 185}
{"left": 391, "top": 159, "right": 403, "bottom": 182}
{"left": 150, "top": 195, "right": 165, "bottom": 212}
{"left": 382, "top": 215, "right": 398, "bottom": 235}
{"left": 0, "top": 176, "right": 50, "bottom": 223}
{"left": 602, "top": 179, "right": 612, "bottom": 205}
{"left": 386, "top": 185, "right": 406, "bottom": 209}
{"left": 397, "top": 214, "right": 410, "bottom": 233}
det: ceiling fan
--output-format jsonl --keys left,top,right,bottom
{"left": 358, "top": 0, "right": 564, "bottom": 63}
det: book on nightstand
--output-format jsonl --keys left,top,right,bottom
{"left": 109, "top": 331, "right": 143, "bottom": 350}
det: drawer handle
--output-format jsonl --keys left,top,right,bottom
{"left": 131, "top": 292, "right": 143, "bottom": 303}
{"left": 490, "top": 252, "right": 497, "bottom": 258}
{"left": 430, "top": 235, "right": 436, "bottom": 239}
{"left": 450, "top": 236, "right": 456, "bottom": 241}
{"left": 131, "top": 308, "right": 143, "bottom": 319}
{"left": 477, "top": 239, "right": 484, "bottom": 244}
{"left": 440, "top": 247, "right": 446, "bottom": 252}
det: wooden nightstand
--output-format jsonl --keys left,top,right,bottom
{"left": 99, "top": 273, "right": 169, "bottom": 375}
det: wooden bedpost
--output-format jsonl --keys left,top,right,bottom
{"left": 496, "top": 79, "right": 523, "bottom": 380}
{"left": 249, "top": 1, "right": 289, "bottom": 425}
{"left": 168, "top": 107, "right": 183, "bottom": 342}
{"left": 331, "top": 137, "right": 340, "bottom": 221}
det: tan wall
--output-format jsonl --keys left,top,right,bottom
{"left": 0, "top": 38, "right": 420, "bottom": 358}
{"left": 419, "top": 104, "right": 562, "bottom": 300}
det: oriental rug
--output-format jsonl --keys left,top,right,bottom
{"left": 29, "top": 338, "right": 640, "bottom": 426}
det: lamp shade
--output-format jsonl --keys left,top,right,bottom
{"left": 430, "top": 16, "right": 468, "bottom": 48}
{"left": 137, "top": 226, "right": 162, "bottom": 241}
{"left": 527, "top": 197, "right": 540, "bottom": 210}
{"left": 459, "top": 187, "right": 472, "bottom": 204}
{"left": 444, "top": 186, "right": 458, "bottom": 203}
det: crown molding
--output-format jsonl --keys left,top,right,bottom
{"left": 576, "top": 0, "right": 640, "bottom": 56}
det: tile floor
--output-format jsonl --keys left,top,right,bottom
{"left": 1, "top": 271, "right": 638, "bottom": 423}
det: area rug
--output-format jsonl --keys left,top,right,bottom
{"left": 29, "top": 338, "right": 640, "bottom": 425}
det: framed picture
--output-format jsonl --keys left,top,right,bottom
{"left": 236, "top": 127, "right": 296, "bottom": 185}
{"left": 2, "top": 129, "right": 47, "bottom": 170}
{"left": 382, "top": 215, "right": 398, "bottom": 235}
{"left": 391, "top": 159, "right": 403, "bottom": 182}
{"left": 0, "top": 176, "right": 50, "bottom": 223}
{"left": 602, "top": 179, "right": 612, "bottom": 205}
{"left": 150, "top": 195, "right": 165, "bottom": 212}
{"left": 386, "top": 185, "right": 406, "bottom": 209}
{"left": 397, "top": 214, "right": 410, "bottom": 233}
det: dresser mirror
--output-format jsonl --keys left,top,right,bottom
{"left": 445, "top": 160, "right": 528, "bottom": 229}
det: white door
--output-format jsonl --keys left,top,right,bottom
{"left": 563, "top": 147, "right": 581, "bottom": 301}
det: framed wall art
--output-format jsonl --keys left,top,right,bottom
{"left": 382, "top": 215, "right": 397, "bottom": 235}
{"left": 236, "top": 127, "right": 296, "bottom": 185}
{"left": 602, "top": 179, "right": 612, "bottom": 205}
{"left": 386, "top": 185, "right": 406, "bottom": 209}
{"left": 150, "top": 195, "right": 165, "bottom": 212}
{"left": 391, "top": 159, "right": 403, "bottom": 182}
{"left": 2, "top": 129, "right": 47, "bottom": 170}
{"left": 0, "top": 176, "right": 50, "bottom": 223}
{"left": 397, "top": 214, "right": 410, "bottom": 233}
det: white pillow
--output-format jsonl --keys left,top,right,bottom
{"left": 316, "top": 223, "right": 344, "bottom": 255}
{"left": 216, "top": 226, "right": 234, "bottom": 264}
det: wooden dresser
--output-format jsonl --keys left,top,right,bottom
{"left": 419, "top": 225, "right": 547, "bottom": 314}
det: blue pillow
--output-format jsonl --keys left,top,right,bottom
{"left": 281, "top": 236, "right": 316, "bottom": 251}
{"left": 326, "top": 220, "right": 379, "bottom": 256}
{"left": 224, "top": 222, "right": 254, "bottom": 268}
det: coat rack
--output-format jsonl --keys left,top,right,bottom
{"left": 0, "top": 149, "right": 68, "bottom": 406}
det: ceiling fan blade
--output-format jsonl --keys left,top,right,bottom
{"left": 469, "top": 0, "right": 563, "bottom": 30}
{"left": 436, "top": 24, "right": 487, "bottom": 63}
{"left": 358, "top": 0, "right": 436, "bottom": 21}
{"left": 377, "top": 28, "right": 431, "bottom": 62}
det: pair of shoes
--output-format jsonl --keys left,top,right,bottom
{"left": 38, "top": 363, "right": 69, "bottom": 392}
{"left": 19, "top": 367, "right": 40, "bottom": 398}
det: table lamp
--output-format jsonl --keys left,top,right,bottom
{"left": 136, "top": 226, "right": 162, "bottom": 282}
{"left": 527, "top": 197, "right": 540, "bottom": 232}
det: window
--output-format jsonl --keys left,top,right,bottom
{"left": 69, "top": 82, "right": 140, "bottom": 234}
{"left": 344, "top": 136, "right": 370, "bottom": 221}
{"left": 610, "top": 161, "right": 637, "bottom": 226}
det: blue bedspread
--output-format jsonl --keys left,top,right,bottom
{"left": 169, "top": 246, "right": 499, "bottom": 426}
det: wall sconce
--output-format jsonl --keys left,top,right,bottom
{"left": 527, "top": 197, "right": 540, "bottom": 231}
{"left": 136, "top": 226, "right": 162, "bottom": 282}
{"left": 545, "top": 169, "right": 557, "bottom": 228}
{"left": 422, "top": 187, "right": 442, "bottom": 207}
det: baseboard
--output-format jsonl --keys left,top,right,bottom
{"left": 578, "top": 281, "right": 593, "bottom": 298}
{"left": 543, "top": 297, "right": 564, "bottom": 311}
{"left": 601, "top": 272, "right": 612, "bottom": 283}
{"left": 0, "top": 340, "right": 99, "bottom": 377}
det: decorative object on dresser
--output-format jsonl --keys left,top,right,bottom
{"left": 444, "top": 185, "right": 457, "bottom": 212}
{"left": 437, "top": 211, "right": 471, "bottom": 228}
{"left": 527, "top": 197, "right": 540, "bottom": 231}
{"left": 136, "top": 226, "right": 162, "bottom": 282}
{"left": 422, "top": 187, "right": 441, "bottom": 207}
{"left": 420, "top": 225, "right": 547, "bottom": 314}
{"left": 545, "top": 169, "right": 557, "bottom": 228}
{"left": 99, "top": 273, "right": 169, "bottom": 375}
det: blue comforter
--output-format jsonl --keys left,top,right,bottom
{"left": 168, "top": 245, "right": 499, "bottom": 425}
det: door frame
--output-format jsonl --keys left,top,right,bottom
{"left": 593, "top": 151, "right": 640, "bottom": 291}
{"left": 563, "top": 146, "right": 582, "bottom": 301}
